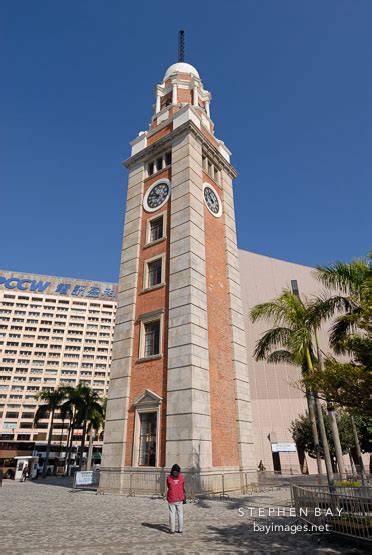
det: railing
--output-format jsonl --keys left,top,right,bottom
{"left": 99, "top": 467, "right": 370, "bottom": 499}
{"left": 291, "top": 484, "right": 372, "bottom": 543}
{"left": 99, "top": 468, "right": 260, "bottom": 498}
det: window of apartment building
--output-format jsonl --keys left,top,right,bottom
{"left": 17, "top": 434, "right": 31, "bottom": 441}
{"left": 21, "top": 412, "right": 34, "bottom": 419}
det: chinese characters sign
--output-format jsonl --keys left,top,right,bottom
{"left": 0, "top": 275, "right": 117, "bottom": 301}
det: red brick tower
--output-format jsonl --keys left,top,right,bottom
{"left": 101, "top": 60, "right": 254, "bottom": 492}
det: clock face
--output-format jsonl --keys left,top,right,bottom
{"left": 203, "top": 184, "right": 222, "bottom": 217}
{"left": 144, "top": 179, "right": 171, "bottom": 212}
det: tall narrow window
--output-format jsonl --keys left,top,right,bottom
{"left": 156, "top": 156, "right": 163, "bottom": 172}
{"left": 164, "top": 151, "right": 172, "bottom": 167}
{"left": 148, "top": 162, "right": 154, "bottom": 176}
{"left": 138, "top": 412, "right": 157, "bottom": 466}
{"left": 147, "top": 259, "right": 162, "bottom": 288}
{"left": 144, "top": 321, "right": 160, "bottom": 357}
{"left": 149, "top": 216, "right": 163, "bottom": 242}
{"left": 291, "top": 280, "right": 300, "bottom": 297}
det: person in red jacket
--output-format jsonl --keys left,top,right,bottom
{"left": 166, "top": 464, "right": 185, "bottom": 533}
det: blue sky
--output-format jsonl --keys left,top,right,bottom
{"left": 1, "top": 0, "right": 371, "bottom": 282}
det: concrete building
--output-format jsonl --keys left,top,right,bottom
{"left": 239, "top": 250, "right": 327, "bottom": 474}
{"left": 0, "top": 270, "right": 116, "bottom": 445}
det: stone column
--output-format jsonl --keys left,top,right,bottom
{"left": 172, "top": 82, "right": 178, "bottom": 104}
{"left": 155, "top": 92, "right": 161, "bottom": 114}
{"left": 100, "top": 161, "right": 144, "bottom": 490}
{"left": 166, "top": 131, "right": 212, "bottom": 471}
{"left": 193, "top": 82, "right": 199, "bottom": 106}
{"left": 221, "top": 170, "right": 255, "bottom": 471}
{"left": 205, "top": 100, "right": 210, "bottom": 118}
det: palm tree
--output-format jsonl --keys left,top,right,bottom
{"left": 311, "top": 257, "right": 371, "bottom": 481}
{"left": 86, "top": 397, "right": 106, "bottom": 470}
{"left": 250, "top": 290, "right": 334, "bottom": 485}
{"left": 65, "top": 384, "right": 103, "bottom": 470}
{"left": 312, "top": 257, "right": 370, "bottom": 353}
{"left": 34, "top": 387, "right": 67, "bottom": 478}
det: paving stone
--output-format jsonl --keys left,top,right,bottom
{"left": 0, "top": 479, "right": 364, "bottom": 554}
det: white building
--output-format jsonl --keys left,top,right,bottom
{"left": 0, "top": 270, "right": 116, "bottom": 445}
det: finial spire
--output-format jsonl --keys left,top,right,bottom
{"left": 178, "top": 30, "right": 185, "bottom": 62}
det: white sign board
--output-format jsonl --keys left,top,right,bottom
{"left": 75, "top": 471, "right": 95, "bottom": 486}
{"left": 271, "top": 442, "right": 297, "bottom": 453}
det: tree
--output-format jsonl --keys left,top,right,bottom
{"left": 86, "top": 397, "right": 106, "bottom": 470}
{"left": 305, "top": 256, "right": 372, "bottom": 415}
{"left": 61, "top": 385, "right": 104, "bottom": 471}
{"left": 250, "top": 290, "right": 335, "bottom": 483}
{"left": 306, "top": 255, "right": 372, "bottom": 482}
{"left": 34, "top": 387, "right": 67, "bottom": 478}
{"left": 303, "top": 359, "right": 372, "bottom": 415}
{"left": 291, "top": 408, "right": 369, "bottom": 470}
{"left": 69, "top": 384, "right": 103, "bottom": 470}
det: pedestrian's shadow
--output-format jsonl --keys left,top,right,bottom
{"left": 141, "top": 522, "right": 169, "bottom": 533}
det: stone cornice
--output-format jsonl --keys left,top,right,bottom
{"left": 123, "top": 120, "right": 238, "bottom": 179}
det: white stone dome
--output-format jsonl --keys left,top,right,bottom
{"left": 163, "top": 62, "right": 200, "bottom": 80}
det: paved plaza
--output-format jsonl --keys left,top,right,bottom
{"left": 0, "top": 478, "right": 366, "bottom": 554}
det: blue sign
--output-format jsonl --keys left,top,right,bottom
{"left": 0, "top": 277, "right": 50, "bottom": 292}
{"left": 0, "top": 275, "right": 117, "bottom": 300}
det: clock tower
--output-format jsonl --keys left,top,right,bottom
{"left": 100, "top": 59, "right": 255, "bottom": 493}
